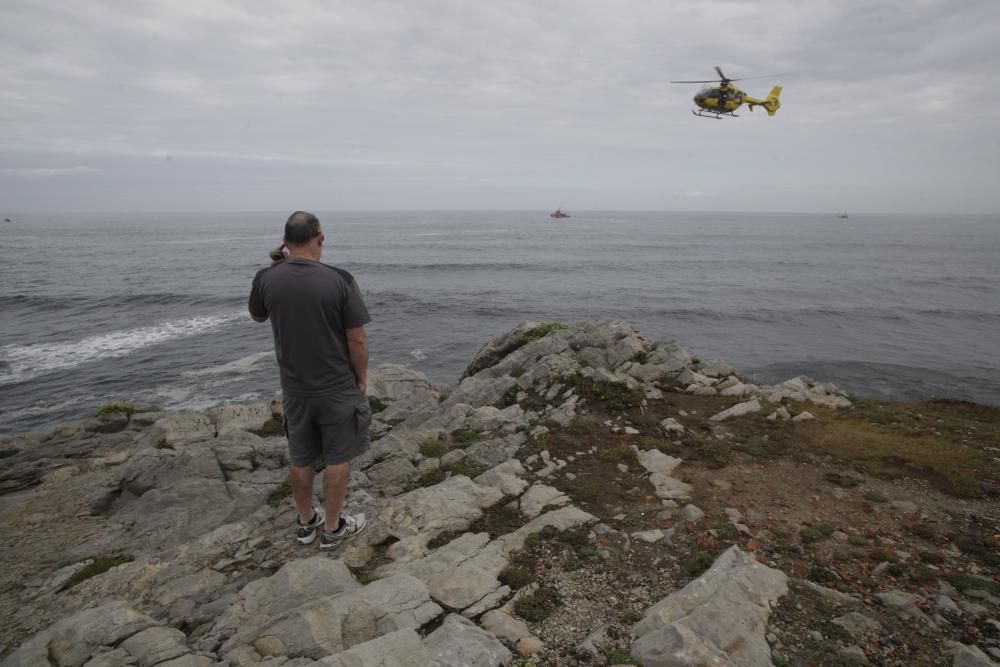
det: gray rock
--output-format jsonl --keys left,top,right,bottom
{"left": 635, "top": 448, "right": 683, "bottom": 476}
{"left": 423, "top": 613, "right": 512, "bottom": 666}
{"left": 474, "top": 460, "right": 528, "bottom": 497}
{"left": 876, "top": 590, "right": 928, "bottom": 620}
{"left": 369, "top": 363, "right": 441, "bottom": 402}
{"left": 210, "top": 557, "right": 360, "bottom": 649}
{"left": 464, "top": 433, "right": 527, "bottom": 469}
{"left": 632, "top": 530, "right": 665, "bottom": 543}
{"left": 699, "top": 361, "right": 735, "bottom": 378}
{"left": 223, "top": 574, "right": 442, "bottom": 659}
{"left": 2, "top": 601, "right": 158, "bottom": 667}
{"left": 791, "top": 410, "right": 815, "bottom": 422}
{"left": 316, "top": 628, "right": 431, "bottom": 666}
{"left": 947, "top": 642, "right": 998, "bottom": 667}
{"left": 209, "top": 402, "right": 273, "bottom": 435}
{"left": 373, "top": 475, "right": 504, "bottom": 545}
{"left": 889, "top": 500, "right": 918, "bottom": 515}
{"left": 519, "top": 484, "right": 570, "bottom": 519}
{"left": 140, "top": 412, "right": 216, "bottom": 447}
{"left": 709, "top": 400, "right": 761, "bottom": 422}
{"left": 648, "top": 473, "right": 693, "bottom": 501}
{"left": 831, "top": 612, "right": 883, "bottom": 637}
{"left": 836, "top": 645, "right": 869, "bottom": 665}
{"left": 480, "top": 610, "right": 531, "bottom": 644}
{"left": 631, "top": 546, "right": 788, "bottom": 667}
{"left": 937, "top": 595, "right": 961, "bottom": 614}
{"left": 366, "top": 457, "right": 418, "bottom": 488}
{"left": 679, "top": 504, "right": 705, "bottom": 523}
{"left": 120, "top": 626, "right": 191, "bottom": 666}
{"left": 660, "top": 418, "right": 685, "bottom": 435}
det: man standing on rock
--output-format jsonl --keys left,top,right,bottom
{"left": 249, "top": 211, "right": 371, "bottom": 549}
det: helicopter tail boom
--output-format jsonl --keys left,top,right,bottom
{"left": 746, "top": 85, "right": 782, "bottom": 116}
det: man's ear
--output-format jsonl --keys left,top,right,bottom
{"left": 318, "top": 233, "right": 325, "bottom": 247}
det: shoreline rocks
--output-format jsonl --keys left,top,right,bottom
{"left": 0, "top": 320, "right": 892, "bottom": 667}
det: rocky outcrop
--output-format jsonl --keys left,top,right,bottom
{"left": 630, "top": 546, "right": 788, "bottom": 666}
{"left": 1, "top": 319, "right": 865, "bottom": 665}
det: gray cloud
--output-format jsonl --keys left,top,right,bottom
{"left": 1, "top": 0, "right": 998, "bottom": 213}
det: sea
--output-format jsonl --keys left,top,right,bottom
{"left": 1, "top": 211, "right": 998, "bottom": 434}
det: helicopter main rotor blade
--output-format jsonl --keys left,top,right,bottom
{"left": 669, "top": 79, "right": 719, "bottom": 84}
{"left": 715, "top": 66, "right": 727, "bottom": 81}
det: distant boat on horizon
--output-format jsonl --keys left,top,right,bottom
{"left": 549, "top": 209, "right": 570, "bottom": 219}
{"left": 836, "top": 213, "right": 849, "bottom": 219}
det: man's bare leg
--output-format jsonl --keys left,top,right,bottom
{"left": 289, "top": 465, "right": 317, "bottom": 523}
{"left": 323, "top": 462, "right": 351, "bottom": 531}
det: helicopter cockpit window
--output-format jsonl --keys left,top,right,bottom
{"left": 698, "top": 88, "right": 716, "bottom": 98}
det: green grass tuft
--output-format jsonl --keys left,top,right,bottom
{"left": 521, "top": 322, "right": 568, "bottom": 343}
{"left": 255, "top": 417, "right": 285, "bottom": 436}
{"left": 513, "top": 586, "right": 561, "bottom": 622}
{"left": 683, "top": 552, "right": 717, "bottom": 578}
{"left": 267, "top": 480, "right": 292, "bottom": 508}
{"left": 95, "top": 403, "right": 136, "bottom": 419}
{"left": 61, "top": 554, "right": 132, "bottom": 591}
{"left": 800, "top": 524, "right": 835, "bottom": 544}
{"left": 499, "top": 566, "right": 534, "bottom": 589}
{"left": 605, "top": 648, "right": 637, "bottom": 665}
{"left": 368, "top": 396, "right": 387, "bottom": 414}
{"left": 418, "top": 439, "right": 448, "bottom": 458}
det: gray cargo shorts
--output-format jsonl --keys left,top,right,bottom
{"left": 282, "top": 390, "right": 371, "bottom": 467}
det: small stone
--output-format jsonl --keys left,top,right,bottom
{"left": 831, "top": 531, "right": 849, "bottom": 543}
{"left": 936, "top": 595, "right": 960, "bottom": 614}
{"left": 616, "top": 464, "right": 629, "bottom": 473}
{"left": 679, "top": 504, "right": 705, "bottom": 523}
{"left": 836, "top": 645, "right": 869, "bottom": 665}
{"left": 624, "top": 426, "right": 640, "bottom": 435}
{"left": 565, "top": 472, "right": 576, "bottom": 481}
{"left": 791, "top": 411, "right": 815, "bottom": 422}
{"left": 724, "top": 507, "right": 743, "bottom": 523}
{"left": 516, "top": 637, "right": 544, "bottom": 657}
{"left": 890, "top": 500, "right": 918, "bottom": 515}
{"left": 632, "top": 530, "right": 665, "bottom": 544}
{"left": 766, "top": 633, "right": 778, "bottom": 645}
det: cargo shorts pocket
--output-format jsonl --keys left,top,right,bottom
{"left": 355, "top": 396, "right": 372, "bottom": 438}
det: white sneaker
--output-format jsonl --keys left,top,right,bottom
{"left": 296, "top": 506, "right": 325, "bottom": 545}
{"left": 320, "top": 513, "right": 368, "bottom": 550}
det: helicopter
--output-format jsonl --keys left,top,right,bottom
{"left": 671, "top": 66, "right": 782, "bottom": 119}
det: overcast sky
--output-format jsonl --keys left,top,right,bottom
{"left": 2, "top": 0, "right": 998, "bottom": 214}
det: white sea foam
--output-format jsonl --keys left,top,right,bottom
{"left": 409, "top": 348, "right": 427, "bottom": 361}
{"left": 0, "top": 311, "right": 245, "bottom": 385}
{"left": 182, "top": 350, "right": 274, "bottom": 377}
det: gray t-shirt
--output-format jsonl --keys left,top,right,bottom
{"left": 249, "top": 259, "right": 371, "bottom": 396}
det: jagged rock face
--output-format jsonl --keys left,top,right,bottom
{"left": 2, "top": 319, "right": 861, "bottom": 665}
{"left": 631, "top": 546, "right": 788, "bottom": 667}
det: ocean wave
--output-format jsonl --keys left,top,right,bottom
{"left": 0, "top": 310, "right": 246, "bottom": 385}
{"left": 0, "top": 293, "right": 238, "bottom": 311}
{"left": 182, "top": 351, "right": 274, "bottom": 377}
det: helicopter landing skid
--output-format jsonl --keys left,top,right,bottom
{"left": 692, "top": 109, "right": 738, "bottom": 119}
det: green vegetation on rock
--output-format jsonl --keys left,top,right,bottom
{"left": 267, "top": 480, "right": 292, "bottom": 507}
{"left": 255, "top": 417, "right": 284, "bottom": 436}
{"left": 555, "top": 374, "right": 643, "bottom": 413}
{"left": 61, "top": 554, "right": 132, "bottom": 591}
{"left": 520, "top": 322, "right": 568, "bottom": 344}
{"left": 513, "top": 586, "right": 561, "bottom": 622}
{"left": 94, "top": 403, "right": 135, "bottom": 419}
{"left": 417, "top": 439, "right": 448, "bottom": 458}
{"left": 368, "top": 396, "right": 387, "bottom": 414}
{"left": 800, "top": 524, "right": 835, "bottom": 544}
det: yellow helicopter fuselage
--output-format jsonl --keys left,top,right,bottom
{"left": 693, "top": 84, "right": 782, "bottom": 118}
